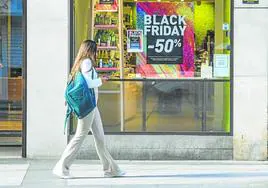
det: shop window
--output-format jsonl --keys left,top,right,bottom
{"left": 0, "top": 0, "right": 24, "bottom": 144}
{"left": 71, "top": 0, "right": 232, "bottom": 134}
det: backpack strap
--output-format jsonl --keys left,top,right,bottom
{"left": 92, "top": 67, "right": 95, "bottom": 79}
{"left": 64, "top": 105, "right": 72, "bottom": 135}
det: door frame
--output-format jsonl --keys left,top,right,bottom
{"left": 22, "top": 0, "right": 27, "bottom": 158}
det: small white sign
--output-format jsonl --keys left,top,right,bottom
{"left": 127, "top": 30, "right": 143, "bottom": 53}
{"left": 136, "top": 73, "right": 142, "bottom": 78}
{"left": 213, "top": 54, "right": 230, "bottom": 77}
{"left": 201, "top": 65, "right": 213, "bottom": 78}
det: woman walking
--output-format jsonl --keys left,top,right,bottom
{"left": 53, "top": 40, "right": 125, "bottom": 178}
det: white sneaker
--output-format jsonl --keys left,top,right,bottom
{"left": 52, "top": 163, "right": 72, "bottom": 179}
{"left": 104, "top": 170, "right": 126, "bottom": 178}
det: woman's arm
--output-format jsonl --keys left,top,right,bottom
{"left": 80, "top": 59, "right": 102, "bottom": 88}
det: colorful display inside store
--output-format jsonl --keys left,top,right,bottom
{"left": 89, "top": 0, "right": 230, "bottom": 80}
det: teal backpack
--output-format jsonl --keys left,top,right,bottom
{"left": 64, "top": 70, "right": 96, "bottom": 133}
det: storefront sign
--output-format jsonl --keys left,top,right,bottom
{"left": 127, "top": 30, "right": 143, "bottom": 53}
{"left": 99, "top": 0, "right": 114, "bottom": 5}
{"left": 242, "top": 0, "right": 259, "bottom": 4}
{"left": 136, "top": 2, "right": 195, "bottom": 78}
{"left": 144, "top": 15, "right": 185, "bottom": 64}
{"left": 213, "top": 54, "right": 230, "bottom": 77}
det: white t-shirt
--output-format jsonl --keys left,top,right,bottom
{"left": 80, "top": 58, "right": 102, "bottom": 103}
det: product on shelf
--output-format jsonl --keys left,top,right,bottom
{"left": 99, "top": 59, "right": 103, "bottom": 68}
{"left": 108, "top": 59, "right": 113, "bottom": 67}
{"left": 95, "top": 13, "right": 118, "bottom": 26}
{"left": 93, "top": 0, "right": 120, "bottom": 76}
{"left": 95, "top": 0, "right": 118, "bottom": 12}
{"left": 123, "top": 5, "right": 132, "bottom": 26}
{"left": 94, "top": 30, "right": 117, "bottom": 47}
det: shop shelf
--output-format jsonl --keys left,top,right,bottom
{"left": 96, "top": 67, "right": 119, "bottom": 72}
{"left": 95, "top": 8, "right": 118, "bottom": 12}
{"left": 94, "top": 25, "right": 118, "bottom": 29}
{"left": 97, "top": 46, "right": 117, "bottom": 50}
{"left": 94, "top": 1, "right": 118, "bottom": 12}
{"left": 95, "top": 5, "right": 118, "bottom": 13}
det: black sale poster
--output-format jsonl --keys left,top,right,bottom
{"left": 144, "top": 15, "right": 185, "bottom": 64}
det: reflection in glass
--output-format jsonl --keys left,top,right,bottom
{"left": 145, "top": 81, "right": 202, "bottom": 132}
{"left": 99, "top": 81, "right": 229, "bottom": 133}
{"left": 0, "top": 0, "right": 24, "bottom": 145}
{"left": 205, "top": 82, "right": 230, "bottom": 132}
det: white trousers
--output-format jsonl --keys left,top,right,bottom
{"left": 57, "top": 107, "right": 120, "bottom": 172}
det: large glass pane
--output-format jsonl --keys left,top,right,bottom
{"left": 101, "top": 80, "right": 231, "bottom": 133}
{"left": 122, "top": 0, "right": 231, "bottom": 80}
{"left": 0, "top": 0, "right": 24, "bottom": 145}
{"left": 205, "top": 81, "right": 230, "bottom": 132}
{"left": 99, "top": 82, "right": 121, "bottom": 132}
{"left": 123, "top": 81, "right": 143, "bottom": 132}
{"left": 71, "top": 0, "right": 232, "bottom": 133}
{"left": 145, "top": 81, "right": 203, "bottom": 132}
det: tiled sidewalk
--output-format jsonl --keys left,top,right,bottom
{"left": 1, "top": 159, "right": 268, "bottom": 187}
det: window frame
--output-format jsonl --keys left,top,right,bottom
{"left": 68, "top": 0, "right": 234, "bottom": 136}
{"left": 0, "top": 0, "right": 27, "bottom": 157}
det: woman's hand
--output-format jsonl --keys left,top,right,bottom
{"left": 101, "top": 75, "right": 109, "bottom": 83}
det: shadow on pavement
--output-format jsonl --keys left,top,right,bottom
{"left": 69, "top": 172, "right": 268, "bottom": 179}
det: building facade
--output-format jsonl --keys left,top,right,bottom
{"left": 0, "top": 0, "right": 267, "bottom": 160}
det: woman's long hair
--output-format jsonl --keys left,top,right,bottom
{"left": 70, "top": 40, "right": 97, "bottom": 77}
